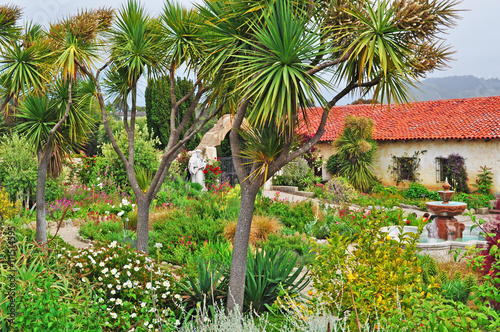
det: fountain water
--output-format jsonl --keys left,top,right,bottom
{"left": 425, "top": 180, "right": 467, "bottom": 241}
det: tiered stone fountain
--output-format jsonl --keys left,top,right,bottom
{"left": 425, "top": 181, "right": 467, "bottom": 241}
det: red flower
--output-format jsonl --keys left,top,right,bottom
{"left": 203, "top": 170, "right": 208, "bottom": 174}
{"left": 214, "top": 167, "right": 219, "bottom": 171}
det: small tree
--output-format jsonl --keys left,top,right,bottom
{"left": 145, "top": 76, "right": 199, "bottom": 150}
{"left": 334, "top": 115, "right": 377, "bottom": 192}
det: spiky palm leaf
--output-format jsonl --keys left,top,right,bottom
{"left": 233, "top": 0, "right": 330, "bottom": 130}
{"left": 110, "top": 0, "right": 163, "bottom": 86}
{"left": 0, "top": 5, "right": 21, "bottom": 48}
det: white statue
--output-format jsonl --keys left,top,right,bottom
{"left": 188, "top": 149, "right": 207, "bottom": 188}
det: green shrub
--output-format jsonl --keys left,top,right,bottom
{"left": 456, "top": 193, "right": 495, "bottom": 210}
{"left": 273, "top": 156, "right": 313, "bottom": 190}
{"left": 324, "top": 176, "right": 358, "bottom": 204}
{"left": 475, "top": 165, "right": 494, "bottom": 195}
{"left": 311, "top": 214, "right": 421, "bottom": 328}
{"left": 333, "top": 115, "right": 377, "bottom": 192}
{"left": 325, "top": 153, "right": 341, "bottom": 176}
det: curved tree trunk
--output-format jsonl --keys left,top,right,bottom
{"left": 135, "top": 197, "right": 151, "bottom": 253}
{"left": 227, "top": 186, "right": 258, "bottom": 312}
{"left": 35, "top": 145, "right": 53, "bottom": 245}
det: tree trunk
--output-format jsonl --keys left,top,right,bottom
{"left": 35, "top": 146, "right": 52, "bottom": 245}
{"left": 135, "top": 197, "right": 151, "bottom": 253}
{"left": 227, "top": 186, "right": 259, "bottom": 313}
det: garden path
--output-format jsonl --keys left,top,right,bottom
{"left": 48, "top": 224, "right": 91, "bottom": 249}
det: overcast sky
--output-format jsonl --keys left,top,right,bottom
{"left": 12, "top": 0, "right": 500, "bottom": 105}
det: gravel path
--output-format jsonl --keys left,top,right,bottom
{"left": 48, "top": 225, "right": 90, "bottom": 249}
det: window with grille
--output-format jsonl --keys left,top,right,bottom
{"left": 435, "top": 157, "right": 448, "bottom": 182}
{"left": 396, "top": 157, "right": 416, "bottom": 181}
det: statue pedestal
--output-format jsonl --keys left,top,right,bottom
{"left": 434, "top": 217, "right": 465, "bottom": 241}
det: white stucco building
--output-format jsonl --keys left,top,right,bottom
{"left": 299, "top": 96, "right": 500, "bottom": 193}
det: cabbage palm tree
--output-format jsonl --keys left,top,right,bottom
{"left": 199, "top": 0, "right": 460, "bottom": 312}
{"left": 13, "top": 9, "right": 111, "bottom": 244}
{"left": 77, "top": 0, "right": 218, "bottom": 253}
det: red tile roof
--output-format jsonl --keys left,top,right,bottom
{"left": 298, "top": 96, "right": 500, "bottom": 142}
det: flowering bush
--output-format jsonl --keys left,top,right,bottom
{"left": 60, "top": 242, "right": 180, "bottom": 331}
{"left": 456, "top": 193, "right": 495, "bottom": 210}
{"left": 203, "top": 158, "right": 222, "bottom": 188}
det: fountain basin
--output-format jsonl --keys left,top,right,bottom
{"left": 381, "top": 225, "right": 487, "bottom": 261}
{"left": 425, "top": 201, "right": 467, "bottom": 216}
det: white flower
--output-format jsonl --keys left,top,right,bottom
{"left": 111, "top": 290, "right": 116, "bottom": 295}
{"left": 126, "top": 271, "right": 131, "bottom": 277}
{"left": 162, "top": 293, "right": 167, "bottom": 299}
{"left": 154, "top": 243, "right": 163, "bottom": 249}
{"left": 144, "top": 321, "right": 149, "bottom": 327}
{"left": 98, "top": 277, "right": 103, "bottom": 281}
{"left": 99, "top": 262, "right": 105, "bottom": 267}
{"left": 148, "top": 324, "right": 153, "bottom": 329}
{"left": 98, "top": 183, "right": 103, "bottom": 189}
{"left": 96, "top": 177, "right": 100, "bottom": 182}
{"left": 124, "top": 280, "right": 133, "bottom": 288}
{"left": 98, "top": 298, "right": 104, "bottom": 303}
{"left": 122, "top": 198, "right": 130, "bottom": 206}
{"left": 174, "top": 294, "right": 181, "bottom": 300}
{"left": 134, "top": 266, "right": 140, "bottom": 271}
{"left": 111, "top": 268, "right": 117, "bottom": 275}
{"left": 105, "top": 211, "right": 109, "bottom": 215}
{"left": 146, "top": 282, "right": 152, "bottom": 289}
{"left": 116, "top": 285, "right": 121, "bottom": 290}
{"left": 110, "top": 298, "right": 115, "bottom": 302}
{"left": 115, "top": 298, "right": 123, "bottom": 306}
{"left": 175, "top": 320, "right": 180, "bottom": 326}
{"left": 102, "top": 268, "right": 108, "bottom": 274}
{"left": 131, "top": 313, "right": 137, "bottom": 318}
{"left": 110, "top": 312, "right": 117, "bottom": 319}
{"left": 107, "top": 284, "right": 113, "bottom": 289}
{"left": 162, "top": 281, "right": 170, "bottom": 288}
{"left": 140, "top": 302, "right": 146, "bottom": 308}
{"left": 109, "top": 241, "right": 117, "bottom": 248}
{"left": 117, "top": 211, "right": 124, "bottom": 217}
{"left": 81, "top": 278, "right": 86, "bottom": 282}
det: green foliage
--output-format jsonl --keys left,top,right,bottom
{"left": 0, "top": 188, "right": 21, "bottom": 221}
{"left": 145, "top": 76, "right": 200, "bottom": 150}
{"left": 273, "top": 156, "right": 314, "bottom": 191}
{"left": 99, "top": 117, "right": 160, "bottom": 187}
{"left": 259, "top": 233, "right": 314, "bottom": 265}
{"left": 324, "top": 176, "right": 358, "bottom": 204}
{"left": 256, "top": 198, "right": 316, "bottom": 233}
{"left": 404, "top": 182, "right": 439, "bottom": 201}
{"left": 333, "top": 116, "right": 377, "bottom": 192}
{"left": 0, "top": 133, "right": 37, "bottom": 204}
{"left": 456, "top": 193, "right": 495, "bottom": 210}
{"left": 325, "top": 153, "right": 342, "bottom": 176}
{"left": 441, "top": 280, "right": 470, "bottom": 303}
{"left": 242, "top": 248, "right": 309, "bottom": 313}
{"left": 311, "top": 213, "right": 421, "bottom": 328}
{"left": 60, "top": 242, "right": 179, "bottom": 330}
{"left": 475, "top": 165, "right": 493, "bottom": 195}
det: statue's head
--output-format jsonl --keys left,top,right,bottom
{"left": 195, "top": 149, "right": 202, "bottom": 156}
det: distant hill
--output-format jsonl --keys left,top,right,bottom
{"left": 410, "top": 75, "right": 500, "bottom": 101}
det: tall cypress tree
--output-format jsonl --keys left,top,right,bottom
{"left": 145, "top": 76, "right": 200, "bottom": 150}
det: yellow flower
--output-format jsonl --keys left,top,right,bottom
{"left": 386, "top": 235, "right": 391, "bottom": 241}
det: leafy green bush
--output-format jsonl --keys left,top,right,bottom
{"left": 325, "top": 153, "right": 341, "bottom": 176}
{"left": 475, "top": 165, "right": 494, "bottom": 195}
{"left": 456, "top": 193, "right": 495, "bottom": 210}
{"left": 273, "top": 156, "right": 313, "bottom": 190}
{"left": 333, "top": 115, "right": 377, "bottom": 192}
{"left": 256, "top": 199, "right": 316, "bottom": 233}
{"left": 0, "top": 133, "right": 37, "bottom": 205}
{"left": 259, "top": 233, "right": 314, "bottom": 265}
{"left": 99, "top": 117, "right": 161, "bottom": 188}
{"left": 311, "top": 213, "right": 421, "bottom": 329}
{"left": 324, "top": 176, "right": 358, "bottom": 204}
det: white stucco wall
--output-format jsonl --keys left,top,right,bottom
{"left": 317, "top": 139, "right": 500, "bottom": 194}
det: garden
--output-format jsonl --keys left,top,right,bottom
{"left": 2, "top": 0, "right": 500, "bottom": 331}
